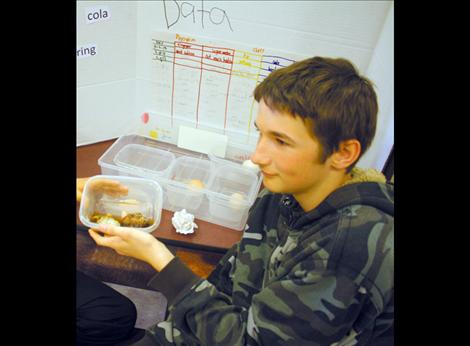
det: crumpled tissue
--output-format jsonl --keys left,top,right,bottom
{"left": 172, "top": 209, "right": 198, "bottom": 235}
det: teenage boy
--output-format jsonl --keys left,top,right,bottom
{"left": 84, "top": 56, "right": 394, "bottom": 345}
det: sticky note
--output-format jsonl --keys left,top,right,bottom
{"left": 85, "top": 6, "right": 111, "bottom": 24}
{"left": 149, "top": 130, "right": 158, "bottom": 139}
{"left": 177, "top": 126, "right": 227, "bottom": 157}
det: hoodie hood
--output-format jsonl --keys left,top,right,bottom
{"left": 279, "top": 167, "right": 394, "bottom": 229}
{"left": 343, "top": 167, "right": 388, "bottom": 187}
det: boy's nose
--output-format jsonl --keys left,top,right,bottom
{"left": 251, "top": 138, "right": 271, "bottom": 167}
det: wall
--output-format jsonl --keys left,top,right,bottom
{"left": 76, "top": 1, "right": 137, "bottom": 145}
{"left": 357, "top": 2, "right": 394, "bottom": 170}
{"left": 77, "top": 0, "right": 394, "bottom": 170}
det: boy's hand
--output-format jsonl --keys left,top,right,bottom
{"left": 77, "top": 177, "right": 89, "bottom": 202}
{"left": 77, "top": 177, "right": 129, "bottom": 203}
{"left": 88, "top": 224, "right": 174, "bottom": 272}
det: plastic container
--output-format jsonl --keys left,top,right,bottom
{"left": 97, "top": 134, "right": 263, "bottom": 230}
{"left": 208, "top": 141, "right": 256, "bottom": 171}
{"left": 166, "top": 157, "right": 212, "bottom": 211}
{"left": 207, "top": 165, "right": 259, "bottom": 224}
{"left": 113, "top": 144, "right": 175, "bottom": 179}
{"left": 79, "top": 175, "right": 163, "bottom": 233}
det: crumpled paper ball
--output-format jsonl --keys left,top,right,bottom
{"left": 172, "top": 209, "right": 198, "bottom": 235}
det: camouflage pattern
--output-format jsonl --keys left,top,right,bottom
{"left": 147, "top": 175, "right": 394, "bottom": 345}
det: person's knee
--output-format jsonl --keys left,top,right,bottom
{"left": 113, "top": 294, "right": 137, "bottom": 328}
{"left": 77, "top": 292, "right": 137, "bottom": 344}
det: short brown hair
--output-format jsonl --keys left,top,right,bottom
{"left": 254, "top": 57, "right": 378, "bottom": 171}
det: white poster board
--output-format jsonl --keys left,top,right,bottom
{"left": 135, "top": 31, "right": 305, "bottom": 147}
{"left": 77, "top": 1, "right": 393, "bottom": 170}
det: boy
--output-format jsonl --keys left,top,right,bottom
{"left": 86, "top": 56, "right": 394, "bottom": 345}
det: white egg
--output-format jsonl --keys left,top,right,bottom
{"left": 242, "top": 159, "right": 260, "bottom": 173}
{"left": 229, "top": 192, "right": 246, "bottom": 210}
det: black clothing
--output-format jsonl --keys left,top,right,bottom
{"left": 77, "top": 271, "right": 137, "bottom": 346}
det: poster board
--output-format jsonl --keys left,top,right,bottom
{"left": 135, "top": 31, "right": 306, "bottom": 147}
{"left": 77, "top": 1, "right": 393, "bottom": 170}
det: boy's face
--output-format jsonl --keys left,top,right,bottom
{"left": 251, "top": 99, "right": 332, "bottom": 196}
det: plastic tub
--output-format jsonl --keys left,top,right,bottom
{"left": 113, "top": 144, "right": 175, "bottom": 179}
{"left": 166, "top": 157, "right": 212, "bottom": 211}
{"left": 207, "top": 165, "right": 258, "bottom": 224}
{"left": 97, "top": 134, "right": 263, "bottom": 230}
{"left": 79, "top": 175, "right": 163, "bottom": 233}
{"left": 208, "top": 142, "right": 261, "bottom": 175}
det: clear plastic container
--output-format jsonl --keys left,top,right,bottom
{"left": 113, "top": 144, "right": 175, "bottom": 179}
{"left": 79, "top": 175, "right": 163, "bottom": 233}
{"left": 207, "top": 165, "right": 259, "bottom": 224}
{"left": 208, "top": 142, "right": 249, "bottom": 165}
{"left": 97, "top": 134, "right": 263, "bottom": 230}
{"left": 208, "top": 141, "right": 261, "bottom": 176}
{"left": 166, "top": 157, "right": 212, "bottom": 211}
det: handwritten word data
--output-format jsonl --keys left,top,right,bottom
{"left": 163, "top": 0, "right": 233, "bottom": 32}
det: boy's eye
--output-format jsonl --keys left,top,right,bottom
{"left": 275, "top": 138, "right": 287, "bottom": 146}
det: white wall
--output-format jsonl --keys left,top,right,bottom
{"left": 77, "top": 1, "right": 137, "bottom": 145}
{"left": 357, "top": 2, "right": 394, "bottom": 170}
{"left": 135, "top": 1, "right": 390, "bottom": 73}
{"left": 77, "top": 0, "right": 394, "bottom": 170}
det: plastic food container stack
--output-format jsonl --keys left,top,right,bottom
{"left": 166, "top": 156, "right": 212, "bottom": 212}
{"left": 207, "top": 165, "right": 259, "bottom": 225}
{"left": 113, "top": 144, "right": 175, "bottom": 179}
{"left": 97, "top": 134, "right": 262, "bottom": 230}
{"left": 79, "top": 175, "right": 163, "bottom": 233}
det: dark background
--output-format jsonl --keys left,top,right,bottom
{"left": 3, "top": 2, "right": 76, "bottom": 344}
{"left": 2, "top": 1, "right": 458, "bottom": 344}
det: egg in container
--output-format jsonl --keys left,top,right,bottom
{"left": 166, "top": 156, "right": 212, "bottom": 212}
{"left": 79, "top": 175, "right": 163, "bottom": 233}
{"left": 207, "top": 165, "right": 259, "bottom": 226}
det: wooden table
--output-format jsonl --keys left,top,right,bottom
{"left": 77, "top": 139, "right": 244, "bottom": 288}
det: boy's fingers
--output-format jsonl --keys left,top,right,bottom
{"left": 97, "top": 224, "right": 118, "bottom": 235}
{"left": 97, "top": 224, "right": 130, "bottom": 238}
{"left": 101, "top": 184, "right": 128, "bottom": 193}
{"left": 82, "top": 196, "right": 90, "bottom": 209}
{"left": 88, "top": 229, "right": 121, "bottom": 244}
{"left": 101, "top": 188, "right": 129, "bottom": 197}
{"left": 88, "top": 229, "right": 104, "bottom": 244}
{"left": 89, "top": 179, "right": 128, "bottom": 192}
{"left": 88, "top": 179, "right": 115, "bottom": 188}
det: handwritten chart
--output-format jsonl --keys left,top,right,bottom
{"left": 139, "top": 32, "right": 306, "bottom": 146}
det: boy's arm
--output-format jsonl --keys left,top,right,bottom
{"left": 147, "top": 260, "right": 383, "bottom": 345}
{"left": 146, "top": 201, "right": 393, "bottom": 345}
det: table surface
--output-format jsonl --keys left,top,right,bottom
{"left": 76, "top": 138, "right": 243, "bottom": 253}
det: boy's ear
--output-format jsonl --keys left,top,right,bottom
{"left": 330, "top": 139, "right": 361, "bottom": 170}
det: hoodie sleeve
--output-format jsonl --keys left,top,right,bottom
{"left": 143, "top": 187, "right": 394, "bottom": 345}
{"left": 147, "top": 241, "right": 239, "bottom": 305}
{"left": 144, "top": 232, "right": 393, "bottom": 344}
{"left": 145, "top": 258, "right": 386, "bottom": 345}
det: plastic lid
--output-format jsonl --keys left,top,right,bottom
{"left": 209, "top": 164, "right": 259, "bottom": 200}
{"left": 113, "top": 144, "right": 175, "bottom": 176}
{"left": 208, "top": 142, "right": 259, "bottom": 175}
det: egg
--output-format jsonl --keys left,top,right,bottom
{"left": 229, "top": 192, "right": 246, "bottom": 210}
{"left": 242, "top": 159, "right": 260, "bottom": 173}
{"left": 97, "top": 216, "right": 121, "bottom": 226}
{"left": 120, "top": 199, "right": 139, "bottom": 205}
{"left": 188, "top": 179, "right": 205, "bottom": 189}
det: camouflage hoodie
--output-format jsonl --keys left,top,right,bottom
{"left": 146, "top": 168, "right": 394, "bottom": 345}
